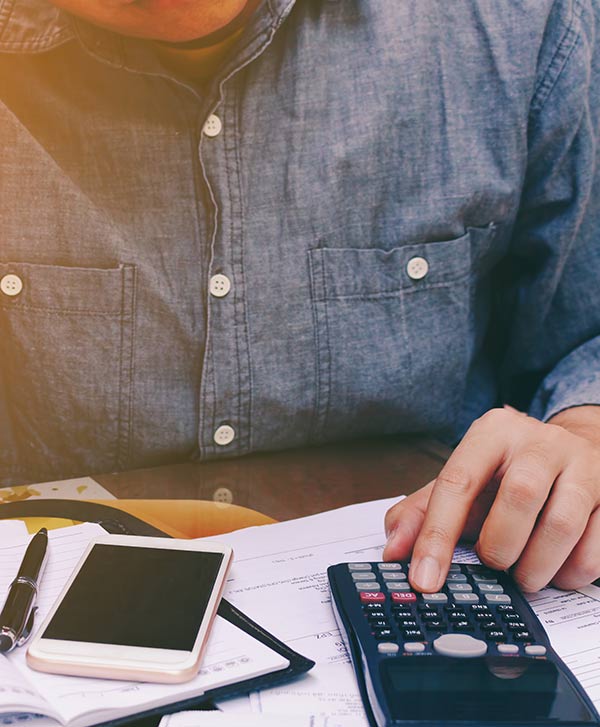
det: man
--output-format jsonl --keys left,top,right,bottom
{"left": 1, "top": 1, "right": 599, "bottom": 592}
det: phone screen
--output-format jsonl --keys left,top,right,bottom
{"left": 41, "top": 545, "right": 224, "bottom": 651}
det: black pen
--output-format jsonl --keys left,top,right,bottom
{"left": 0, "top": 528, "right": 49, "bottom": 653}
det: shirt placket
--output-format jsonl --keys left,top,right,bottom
{"left": 197, "top": 91, "right": 252, "bottom": 458}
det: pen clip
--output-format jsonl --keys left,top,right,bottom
{"left": 16, "top": 606, "right": 37, "bottom": 647}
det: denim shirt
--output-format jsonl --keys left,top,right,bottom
{"left": 1, "top": 0, "right": 599, "bottom": 485}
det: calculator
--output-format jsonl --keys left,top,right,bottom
{"left": 328, "top": 561, "right": 600, "bottom": 726}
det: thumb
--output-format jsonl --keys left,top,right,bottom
{"left": 383, "top": 480, "right": 435, "bottom": 561}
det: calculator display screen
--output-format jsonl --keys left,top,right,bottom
{"left": 42, "top": 545, "right": 224, "bottom": 651}
{"left": 382, "top": 656, "right": 596, "bottom": 722}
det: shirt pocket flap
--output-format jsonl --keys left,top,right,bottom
{"left": 0, "top": 262, "right": 131, "bottom": 314}
{"left": 308, "top": 229, "right": 472, "bottom": 301}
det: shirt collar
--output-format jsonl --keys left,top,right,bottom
{"left": 0, "top": 0, "right": 73, "bottom": 53}
{"left": 0, "top": 0, "right": 297, "bottom": 75}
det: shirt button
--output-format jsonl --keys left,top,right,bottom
{"left": 209, "top": 274, "right": 231, "bottom": 298}
{"left": 203, "top": 114, "right": 222, "bottom": 138}
{"left": 214, "top": 424, "right": 235, "bottom": 446}
{"left": 213, "top": 487, "right": 234, "bottom": 504}
{"left": 406, "top": 256, "right": 429, "bottom": 280}
{"left": 1, "top": 274, "right": 24, "bottom": 297}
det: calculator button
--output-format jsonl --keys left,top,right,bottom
{"left": 497, "top": 604, "right": 515, "bottom": 613}
{"left": 466, "top": 566, "right": 495, "bottom": 575}
{"left": 386, "top": 582, "right": 411, "bottom": 591}
{"left": 433, "top": 633, "right": 488, "bottom": 658}
{"left": 425, "top": 620, "right": 445, "bottom": 631}
{"left": 378, "top": 642, "right": 400, "bottom": 655}
{"left": 478, "top": 584, "right": 504, "bottom": 593}
{"left": 448, "top": 564, "right": 462, "bottom": 572}
{"left": 367, "top": 612, "right": 387, "bottom": 622}
{"left": 485, "top": 630, "right": 506, "bottom": 641}
{"left": 472, "top": 575, "right": 498, "bottom": 584}
{"left": 381, "top": 571, "right": 407, "bottom": 581}
{"left": 373, "top": 629, "right": 394, "bottom": 640}
{"left": 513, "top": 631, "right": 532, "bottom": 642}
{"left": 485, "top": 594, "right": 511, "bottom": 605}
{"left": 352, "top": 572, "right": 377, "bottom": 581}
{"left": 448, "top": 583, "right": 473, "bottom": 592}
{"left": 453, "top": 593, "right": 480, "bottom": 604}
{"left": 378, "top": 563, "right": 403, "bottom": 571}
{"left": 420, "top": 610, "right": 440, "bottom": 620}
{"left": 444, "top": 604, "right": 464, "bottom": 613}
{"left": 471, "top": 604, "right": 492, "bottom": 613}
{"left": 349, "top": 563, "right": 372, "bottom": 571}
{"left": 422, "top": 593, "right": 448, "bottom": 603}
{"left": 474, "top": 612, "right": 494, "bottom": 622}
{"left": 356, "top": 582, "right": 381, "bottom": 591}
{"left": 405, "top": 642, "right": 426, "bottom": 653}
{"left": 370, "top": 620, "right": 390, "bottom": 630}
{"left": 502, "top": 613, "right": 521, "bottom": 622}
{"left": 454, "top": 621, "right": 475, "bottom": 632}
{"left": 391, "top": 603, "right": 412, "bottom": 613}
{"left": 364, "top": 603, "right": 386, "bottom": 612}
{"left": 498, "top": 644, "right": 520, "bottom": 655}
{"left": 391, "top": 592, "right": 417, "bottom": 603}
{"left": 482, "top": 622, "right": 501, "bottom": 632}
{"left": 360, "top": 592, "right": 386, "bottom": 603}
{"left": 507, "top": 622, "right": 527, "bottom": 631}
{"left": 525, "top": 645, "right": 547, "bottom": 657}
{"left": 402, "top": 629, "right": 425, "bottom": 641}
{"left": 449, "top": 612, "right": 467, "bottom": 622}
{"left": 445, "top": 573, "right": 468, "bottom": 582}
{"left": 396, "top": 619, "right": 418, "bottom": 629}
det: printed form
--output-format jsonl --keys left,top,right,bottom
{"left": 209, "top": 497, "right": 600, "bottom": 724}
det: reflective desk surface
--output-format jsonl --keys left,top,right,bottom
{"left": 94, "top": 435, "right": 451, "bottom": 522}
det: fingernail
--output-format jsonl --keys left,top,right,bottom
{"left": 385, "top": 525, "right": 397, "bottom": 541}
{"left": 410, "top": 556, "right": 440, "bottom": 592}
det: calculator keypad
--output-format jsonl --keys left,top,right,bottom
{"left": 347, "top": 562, "right": 546, "bottom": 659}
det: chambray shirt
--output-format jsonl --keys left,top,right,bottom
{"left": 1, "top": 0, "right": 599, "bottom": 486}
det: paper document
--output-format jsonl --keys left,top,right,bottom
{"left": 205, "top": 497, "right": 600, "bottom": 723}
{"left": 161, "top": 710, "right": 359, "bottom": 727}
{"left": 0, "top": 519, "right": 29, "bottom": 542}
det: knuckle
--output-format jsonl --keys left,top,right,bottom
{"left": 541, "top": 510, "right": 579, "bottom": 543}
{"left": 475, "top": 408, "right": 509, "bottom": 430}
{"left": 434, "top": 466, "right": 473, "bottom": 497}
{"left": 476, "top": 540, "right": 515, "bottom": 571}
{"left": 514, "top": 569, "right": 546, "bottom": 593}
{"left": 384, "top": 506, "right": 400, "bottom": 536}
{"left": 520, "top": 439, "right": 555, "bottom": 469}
{"left": 565, "top": 482, "right": 596, "bottom": 513}
{"left": 502, "top": 474, "right": 542, "bottom": 511}
{"left": 421, "top": 524, "right": 453, "bottom": 549}
{"left": 569, "top": 555, "right": 600, "bottom": 586}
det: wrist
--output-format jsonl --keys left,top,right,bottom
{"left": 547, "top": 405, "right": 600, "bottom": 448}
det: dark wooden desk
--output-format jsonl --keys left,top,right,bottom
{"left": 95, "top": 435, "right": 451, "bottom": 521}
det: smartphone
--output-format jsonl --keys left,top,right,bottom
{"left": 26, "top": 535, "right": 233, "bottom": 683}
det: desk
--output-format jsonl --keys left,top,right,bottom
{"left": 94, "top": 435, "right": 450, "bottom": 521}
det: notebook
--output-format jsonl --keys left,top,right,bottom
{"left": 0, "top": 518, "right": 314, "bottom": 727}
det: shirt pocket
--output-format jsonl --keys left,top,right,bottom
{"left": 308, "top": 227, "right": 488, "bottom": 443}
{"left": 0, "top": 262, "right": 136, "bottom": 484}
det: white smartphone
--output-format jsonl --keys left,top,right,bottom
{"left": 26, "top": 535, "right": 233, "bottom": 683}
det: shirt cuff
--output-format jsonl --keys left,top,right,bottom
{"left": 528, "top": 336, "right": 600, "bottom": 422}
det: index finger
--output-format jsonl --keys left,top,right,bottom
{"left": 408, "top": 411, "right": 510, "bottom": 593}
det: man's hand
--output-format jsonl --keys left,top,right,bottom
{"left": 383, "top": 406, "right": 600, "bottom": 593}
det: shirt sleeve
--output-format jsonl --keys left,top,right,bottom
{"left": 499, "top": 0, "right": 600, "bottom": 422}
